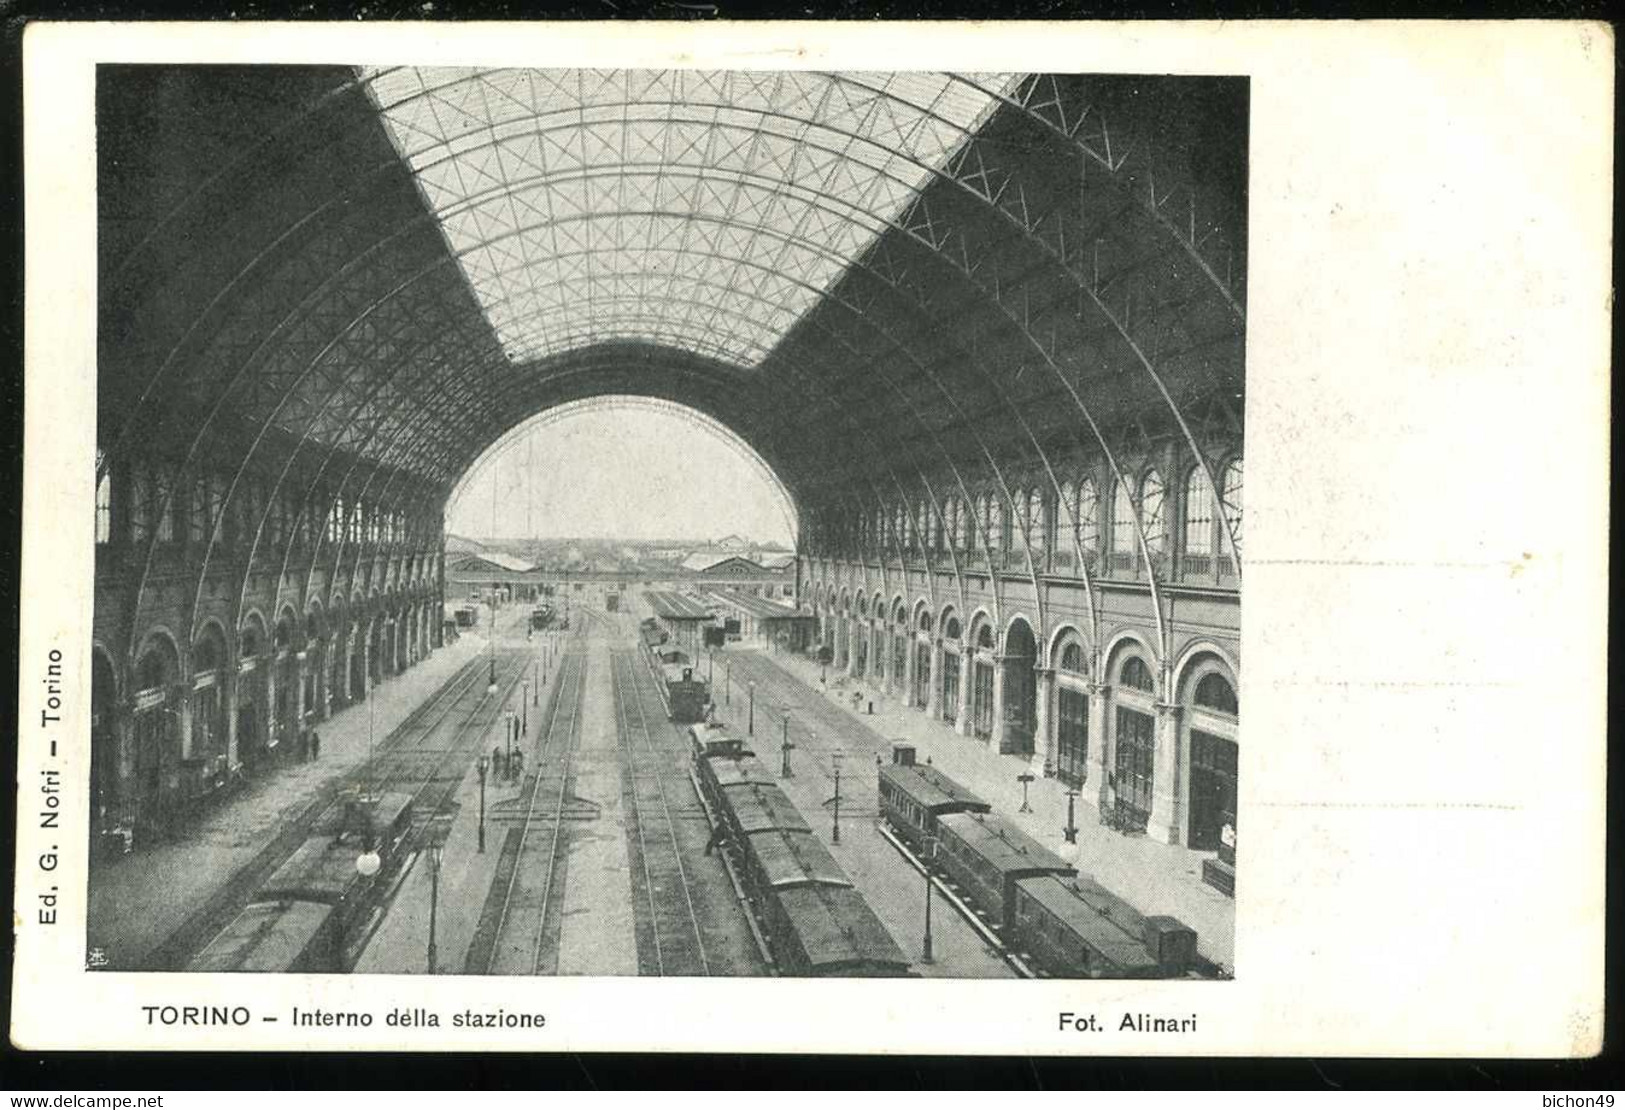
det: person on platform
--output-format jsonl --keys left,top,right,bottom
{"left": 310, "top": 730, "right": 321, "bottom": 761}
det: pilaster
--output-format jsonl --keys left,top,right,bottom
{"left": 1147, "top": 701, "right": 1184, "bottom": 845}
{"left": 1032, "top": 666, "right": 1055, "bottom": 774}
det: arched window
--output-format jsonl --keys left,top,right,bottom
{"left": 1141, "top": 469, "right": 1167, "bottom": 562}
{"left": 1195, "top": 672, "right": 1238, "bottom": 714}
{"left": 1027, "top": 488, "right": 1047, "bottom": 559}
{"left": 1077, "top": 477, "right": 1100, "bottom": 560}
{"left": 1185, "top": 464, "right": 1217, "bottom": 564}
{"left": 996, "top": 496, "right": 1012, "bottom": 553}
{"left": 976, "top": 624, "right": 995, "bottom": 649}
{"left": 95, "top": 455, "right": 113, "bottom": 546}
{"left": 1120, "top": 656, "right": 1155, "bottom": 692}
{"left": 920, "top": 610, "right": 935, "bottom": 634}
{"left": 1111, "top": 477, "right": 1136, "bottom": 570}
{"left": 1054, "top": 481, "right": 1075, "bottom": 563}
{"left": 1060, "top": 642, "right": 1084, "bottom": 672}
{"left": 961, "top": 497, "right": 977, "bottom": 551}
{"left": 1221, "top": 456, "right": 1243, "bottom": 561}
{"left": 943, "top": 615, "right": 960, "bottom": 640}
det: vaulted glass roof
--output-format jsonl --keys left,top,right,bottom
{"left": 360, "top": 67, "right": 1017, "bottom": 366}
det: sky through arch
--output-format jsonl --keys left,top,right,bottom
{"left": 445, "top": 396, "right": 798, "bottom": 546}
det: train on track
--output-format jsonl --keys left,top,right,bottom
{"left": 187, "top": 792, "right": 416, "bottom": 973}
{"left": 530, "top": 604, "right": 556, "bottom": 630}
{"left": 688, "top": 723, "right": 911, "bottom": 977}
{"left": 879, "top": 758, "right": 1198, "bottom": 979}
{"left": 641, "top": 622, "right": 711, "bottom": 724}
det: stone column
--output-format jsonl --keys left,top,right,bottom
{"left": 1148, "top": 701, "right": 1184, "bottom": 845}
{"left": 177, "top": 685, "right": 195, "bottom": 762}
{"left": 293, "top": 651, "right": 307, "bottom": 734}
{"left": 1032, "top": 666, "right": 1055, "bottom": 775}
{"left": 902, "top": 633, "right": 917, "bottom": 708}
{"left": 954, "top": 650, "right": 972, "bottom": 736}
{"left": 360, "top": 634, "right": 372, "bottom": 701}
{"left": 264, "top": 659, "right": 278, "bottom": 751}
{"left": 846, "top": 620, "right": 861, "bottom": 678}
{"left": 225, "top": 668, "right": 239, "bottom": 767}
{"left": 1088, "top": 682, "right": 1112, "bottom": 813}
{"left": 990, "top": 652, "right": 1008, "bottom": 751}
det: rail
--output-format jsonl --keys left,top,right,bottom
{"left": 609, "top": 648, "right": 712, "bottom": 976}
{"left": 480, "top": 646, "right": 588, "bottom": 975}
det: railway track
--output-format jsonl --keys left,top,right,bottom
{"left": 609, "top": 648, "right": 712, "bottom": 977}
{"left": 143, "top": 638, "right": 532, "bottom": 971}
{"left": 471, "top": 631, "right": 589, "bottom": 975}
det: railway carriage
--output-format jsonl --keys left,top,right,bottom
{"left": 195, "top": 791, "right": 415, "bottom": 973}
{"left": 1009, "top": 875, "right": 1164, "bottom": 979}
{"left": 735, "top": 825, "right": 911, "bottom": 978}
{"left": 878, "top": 763, "right": 991, "bottom": 854}
{"left": 690, "top": 732, "right": 911, "bottom": 977}
{"left": 933, "top": 811, "right": 1077, "bottom": 932}
{"left": 687, "top": 722, "right": 751, "bottom": 763}
{"left": 767, "top": 883, "right": 911, "bottom": 977}
{"left": 691, "top": 743, "right": 774, "bottom": 817}
{"left": 718, "top": 781, "right": 810, "bottom": 844}
{"left": 186, "top": 899, "right": 340, "bottom": 973}
{"left": 1014, "top": 873, "right": 1197, "bottom": 978}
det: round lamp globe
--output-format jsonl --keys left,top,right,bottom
{"left": 355, "top": 850, "right": 382, "bottom": 878}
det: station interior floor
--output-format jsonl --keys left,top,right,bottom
{"left": 86, "top": 602, "right": 1234, "bottom": 977}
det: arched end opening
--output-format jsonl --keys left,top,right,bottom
{"left": 1051, "top": 628, "right": 1091, "bottom": 789}
{"left": 1001, "top": 617, "right": 1039, "bottom": 756}
{"left": 445, "top": 395, "right": 799, "bottom": 550}
{"left": 131, "top": 633, "right": 181, "bottom": 838}
{"left": 1106, "top": 640, "right": 1159, "bottom": 835}
{"left": 90, "top": 648, "right": 121, "bottom": 844}
{"left": 189, "top": 623, "right": 230, "bottom": 770}
{"left": 1181, "top": 656, "right": 1239, "bottom": 857}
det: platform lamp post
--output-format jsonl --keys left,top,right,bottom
{"left": 1018, "top": 772, "right": 1036, "bottom": 813}
{"left": 521, "top": 681, "right": 528, "bottom": 736}
{"left": 425, "top": 814, "right": 452, "bottom": 973}
{"left": 830, "top": 748, "right": 843, "bottom": 844}
{"left": 780, "top": 711, "right": 794, "bottom": 778}
{"left": 476, "top": 755, "right": 488, "bottom": 854}
{"left": 725, "top": 661, "right": 732, "bottom": 706}
{"left": 364, "top": 688, "right": 376, "bottom": 802}
{"left": 486, "top": 594, "right": 498, "bottom": 695}
{"left": 748, "top": 680, "right": 756, "bottom": 736}
{"left": 1063, "top": 788, "right": 1079, "bottom": 844}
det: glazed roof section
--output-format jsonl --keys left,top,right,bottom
{"left": 360, "top": 68, "right": 1017, "bottom": 367}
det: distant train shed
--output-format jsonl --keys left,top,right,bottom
{"left": 643, "top": 591, "right": 718, "bottom": 656}
{"left": 703, "top": 591, "right": 816, "bottom": 653}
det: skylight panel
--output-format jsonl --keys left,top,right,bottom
{"left": 360, "top": 67, "right": 1018, "bottom": 367}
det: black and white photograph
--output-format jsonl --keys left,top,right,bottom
{"left": 10, "top": 21, "right": 1608, "bottom": 1058}
{"left": 85, "top": 64, "right": 1245, "bottom": 982}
